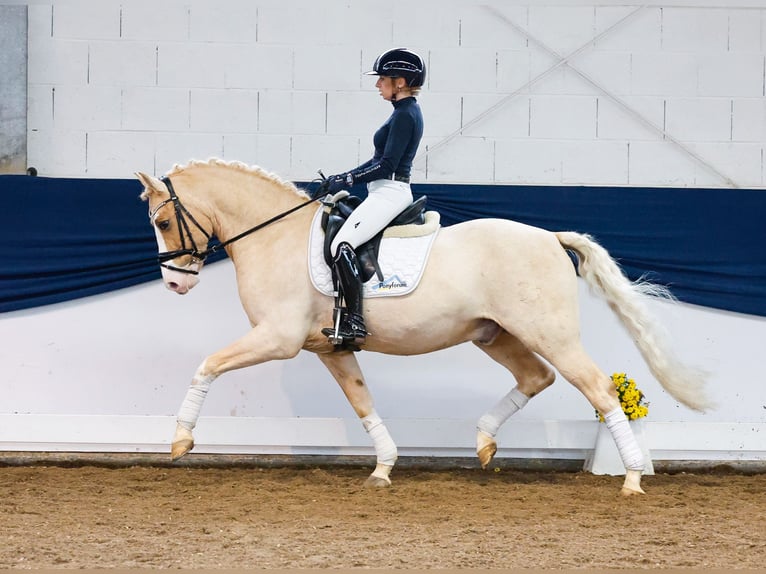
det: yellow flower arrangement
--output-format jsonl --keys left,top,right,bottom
{"left": 597, "top": 372, "right": 649, "bottom": 422}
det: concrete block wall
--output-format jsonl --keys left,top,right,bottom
{"left": 25, "top": 1, "right": 766, "bottom": 188}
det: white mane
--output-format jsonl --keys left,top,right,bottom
{"left": 167, "top": 158, "right": 310, "bottom": 199}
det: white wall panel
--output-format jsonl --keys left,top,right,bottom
{"left": 221, "top": 133, "right": 293, "bottom": 175}
{"left": 190, "top": 88, "right": 259, "bottom": 133}
{"left": 333, "top": 4, "right": 395, "bottom": 50}
{"left": 430, "top": 48, "right": 497, "bottom": 93}
{"left": 258, "top": 90, "right": 326, "bottom": 136}
{"left": 121, "top": 87, "right": 189, "bottom": 132}
{"left": 293, "top": 46, "right": 360, "bottom": 91}
{"left": 223, "top": 45, "right": 293, "bottom": 90}
{"left": 157, "top": 42, "right": 229, "bottom": 88}
{"left": 530, "top": 95, "right": 597, "bottom": 139}
{"left": 697, "top": 53, "right": 764, "bottom": 97}
{"left": 527, "top": 6, "right": 597, "bottom": 55}
{"left": 188, "top": 2, "right": 257, "bottom": 43}
{"left": 593, "top": 7, "right": 662, "bottom": 52}
{"left": 596, "top": 96, "right": 664, "bottom": 141}
{"left": 692, "top": 142, "right": 763, "bottom": 187}
{"left": 460, "top": 6, "right": 529, "bottom": 50}
{"left": 425, "top": 136, "right": 496, "bottom": 183}
{"left": 120, "top": 1, "right": 190, "bottom": 41}
{"left": 27, "top": 39, "right": 88, "bottom": 85}
{"left": 496, "top": 49, "right": 532, "bottom": 93}
{"left": 24, "top": 2, "right": 766, "bottom": 186}
{"left": 628, "top": 140, "right": 697, "bottom": 186}
{"left": 52, "top": 85, "right": 122, "bottom": 131}
{"left": 660, "top": 7, "right": 729, "bottom": 53}
{"left": 50, "top": 1, "right": 120, "bottom": 40}
{"left": 665, "top": 98, "right": 731, "bottom": 142}
{"left": 495, "top": 139, "right": 562, "bottom": 184}
{"left": 392, "top": 3, "right": 459, "bottom": 48}
{"left": 573, "top": 51, "right": 633, "bottom": 95}
{"left": 327, "top": 92, "right": 386, "bottom": 137}
{"left": 416, "top": 93, "right": 462, "bottom": 138}
{"left": 527, "top": 54, "right": 597, "bottom": 97}
{"left": 630, "top": 52, "right": 699, "bottom": 96}
{"left": 561, "top": 140, "right": 629, "bottom": 184}
{"left": 462, "top": 94, "right": 529, "bottom": 140}
{"left": 728, "top": 10, "right": 763, "bottom": 52}
{"left": 26, "top": 85, "right": 53, "bottom": 131}
{"left": 256, "top": 2, "right": 337, "bottom": 46}
{"left": 291, "top": 134, "right": 360, "bottom": 178}
{"left": 88, "top": 41, "right": 157, "bottom": 87}
{"left": 27, "top": 129, "right": 86, "bottom": 176}
{"left": 86, "top": 131, "right": 156, "bottom": 178}
{"left": 154, "top": 132, "right": 223, "bottom": 172}
{"left": 731, "top": 98, "right": 766, "bottom": 142}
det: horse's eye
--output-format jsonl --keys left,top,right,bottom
{"left": 157, "top": 219, "right": 170, "bottom": 231}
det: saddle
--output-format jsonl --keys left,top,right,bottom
{"left": 320, "top": 192, "right": 428, "bottom": 283}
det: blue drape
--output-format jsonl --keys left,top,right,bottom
{"left": 412, "top": 183, "right": 766, "bottom": 318}
{"left": 1, "top": 175, "right": 764, "bottom": 317}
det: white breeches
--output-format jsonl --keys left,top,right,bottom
{"left": 330, "top": 179, "right": 413, "bottom": 255}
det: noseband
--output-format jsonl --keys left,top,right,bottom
{"left": 149, "top": 176, "right": 321, "bottom": 275}
{"left": 148, "top": 177, "right": 211, "bottom": 275}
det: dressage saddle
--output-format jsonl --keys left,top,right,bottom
{"left": 320, "top": 192, "right": 428, "bottom": 283}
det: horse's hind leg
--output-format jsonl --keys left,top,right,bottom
{"left": 546, "top": 344, "right": 646, "bottom": 496}
{"left": 317, "top": 351, "right": 397, "bottom": 487}
{"left": 473, "top": 330, "right": 556, "bottom": 469}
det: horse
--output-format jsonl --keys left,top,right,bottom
{"left": 136, "top": 158, "right": 712, "bottom": 496}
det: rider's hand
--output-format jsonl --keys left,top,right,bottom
{"left": 325, "top": 173, "right": 350, "bottom": 193}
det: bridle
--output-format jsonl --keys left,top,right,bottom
{"left": 148, "top": 176, "right": 321, "bottom": 276}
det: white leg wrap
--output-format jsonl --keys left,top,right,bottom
{"left": 604, "top": 407, "right": 645, "bottom": 471}
{"left": 177, "top": 364, "right": 215, "bottom": 431}
{"left": 477, "top": 386, "right": 529, "bottom": 437}
{"left": 362, "top": 411, "right": 397, "bottom": 466}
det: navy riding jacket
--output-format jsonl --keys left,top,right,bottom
{"left": 347, "top": 96, "right": 424, "bottom": 184}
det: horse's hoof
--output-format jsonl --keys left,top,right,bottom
{"left": 170, "top": 438, "right": 194, "bottom": 461}
{"left": 621, "top": 468, "right": 645, "bottom": 496}
{"left": 477, "top": 443, "right": 497, "bottom": 470}
{"left": 364, "top": 474, "right": 392, "bottom": 488}
{"left": 620, "top": 485, "right": 646, "bottom": 497}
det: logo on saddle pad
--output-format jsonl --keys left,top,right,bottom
{"left": 308, "top": 206, "right": 440, "bottom": 298}
{"left": 372, "top": 274, "right": 408, "bottom": 292}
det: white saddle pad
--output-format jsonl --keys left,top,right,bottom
{"left": 308, "top": 205, "right": 440, "bottom": 298}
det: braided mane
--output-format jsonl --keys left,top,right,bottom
{"left": 167, "top": 158, "right": 310, "bottom": 199}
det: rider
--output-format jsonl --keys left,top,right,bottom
{"left": 320, "top": 47, "right": 426, "bottom": 348}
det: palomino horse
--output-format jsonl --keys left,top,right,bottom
{"left": 137, "top": 159, "right": 711, "bottom": 496}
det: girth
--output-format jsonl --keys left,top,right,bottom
{"left": 321, "top": 194, "right": 428, "bottom": 283}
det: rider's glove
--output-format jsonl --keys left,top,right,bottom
{"left": 326, "top": 172, "right": 352, "bottom": 193}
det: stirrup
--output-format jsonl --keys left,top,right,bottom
{"left": 322, "top": 311, "right": 368, "bottom": 351}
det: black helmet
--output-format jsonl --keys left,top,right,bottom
{"left": 365, "top": 47, "right": 426, "bottom": 87}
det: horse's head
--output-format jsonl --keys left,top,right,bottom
{"left": 137, "top": 171, "right": 211, "bottom": 294}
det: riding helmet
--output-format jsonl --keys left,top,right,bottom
{"left": 365, "top": 47, "right": 426, "bottom": 87}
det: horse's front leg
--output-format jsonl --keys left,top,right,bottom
{"left": 171, "top": 327, "right": 301, "bottom": 461}
{"left": 317, "top": 351, "right": 397, "bottom": 487}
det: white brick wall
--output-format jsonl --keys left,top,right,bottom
{"left": 25, "top": 1, "right": 766, "bottom": 187}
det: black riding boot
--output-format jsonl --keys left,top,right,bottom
{"left": 322, "top": 243, "right": 368, "bottom": 349}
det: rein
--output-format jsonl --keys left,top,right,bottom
{"left": 152, "top": 175, "right": 321, "bottom": 275}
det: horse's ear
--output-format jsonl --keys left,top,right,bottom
{"left": 135, "top": 172, "right": 165, "bottom": 196}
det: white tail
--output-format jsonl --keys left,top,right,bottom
{"left": 556, "top": 231, "right": 713, "bottom": 412}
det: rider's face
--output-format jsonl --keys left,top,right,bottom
{"left": 375, "top": 76, "right": 402, "bottom": 101}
